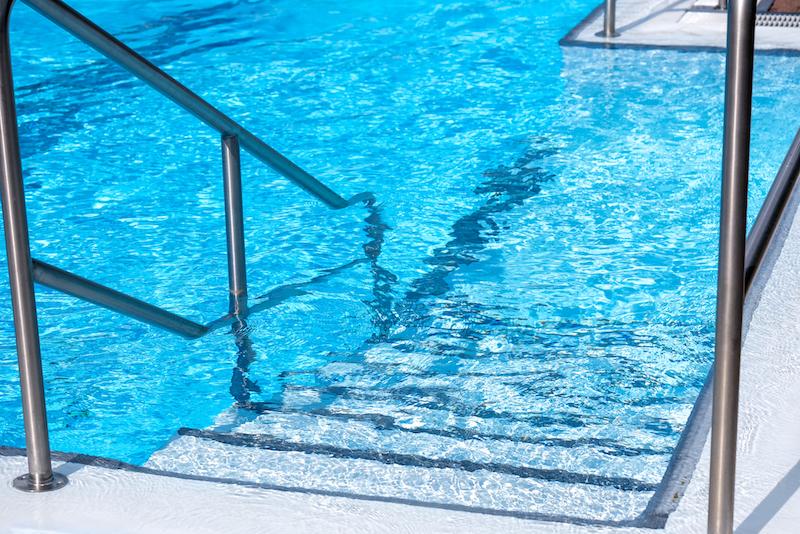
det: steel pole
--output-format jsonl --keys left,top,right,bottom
{"left": 0, "top": 0, "right": 66, "bottom": 492}
{"left": 708, "top": 0, "right": 756, "bottom": 531}
{"left": 32, "top": 259, "right": 208, "bottom": 339}
{"left": 596, "top": 0, "right": 619, "bottom": 38}
{"left": 222, "top": 135, "right": 247, "bottom": 316}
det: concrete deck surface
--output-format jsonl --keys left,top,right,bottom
{"left": 563, "top": 0, "right": 800, "bottom": 51}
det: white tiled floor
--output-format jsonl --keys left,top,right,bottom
{"left": 564, "top": 0, "right": 800, "bottom": 51}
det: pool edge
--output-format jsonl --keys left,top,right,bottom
{"left": 638, "top": 149, "right": 800, "bottom": 529}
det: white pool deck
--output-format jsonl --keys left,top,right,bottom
{"left": 4, "top": 5, "right": 800, "bottom": 533}
{"left": 563, "top": 0, "right": 800, "bottom": 51}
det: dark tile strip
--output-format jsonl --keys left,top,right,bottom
{"left": 238, "top": 403, "right": 672, "bottom": 458}
{"left": 178, "top": 427, "right": 660, "bottom": 492}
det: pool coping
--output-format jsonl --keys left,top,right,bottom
{"left": 560, "top": 0, "right": 800, "bottom": 54}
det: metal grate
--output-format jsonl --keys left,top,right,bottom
{"left": 756, "top": 12, "right": 800, "bottom": 26}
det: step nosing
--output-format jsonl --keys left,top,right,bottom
{"left": 237, "top": 403, "right": 673, "bottom": 457}
{"left": 177, "top": 427, "right": 659, "bottom": 492}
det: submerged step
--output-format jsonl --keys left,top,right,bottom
{"left": 257, "top": 336, "right": 694, "bottom": 467}
{"left": 146, "top": 432, "right": 653, "bottom": 525}
{"left": 241, "top": 382, "right": 678, "bottom": 479}
{"left": 230, "top": 409, "right": 667, "bottom": 484}
{"left": 284, "top": 381, "right": 680, "bottom": 436}
{"left": 178, "top": 427, "right": 657, "bottom": 491}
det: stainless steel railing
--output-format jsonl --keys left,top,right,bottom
{"left": 743, "top": 127, "right": 800, "bottom": 291}
{"left": 0, "top": 0, "right": 370, "bottom": 492}
{"left": 708, "top": 0, "right": 757, "bottom": 532}
{"left": 597, "top": 0, "right": 620, "bottom": 38}
{"left": 31, "top": 259, "right": 209, "bottom": 339}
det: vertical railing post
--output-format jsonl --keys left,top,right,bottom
{"left": 720, "top": 0, "right": 728, "bottom": 11}
{"left": 708, "top": 0, "right": 756, "bottom": 531}
{"left": 0, "top": 0, "right": 66, "bottom": 492}
{"left": 597, "top": 0, "right": 620, "bottom": 38}
{"left": 222, "top": 134, "right": 247, "bottom": 316}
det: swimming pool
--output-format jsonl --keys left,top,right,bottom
{"left": 2, "top": 0, "right": 800, "bottom": 525}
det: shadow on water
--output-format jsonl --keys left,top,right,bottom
{"left": 229, "top": 317, "right": 259, "bottom": 407}
{"left": 361, "top": 197, "right": 397, "bottom": 342}
{"left": 229, "top": 197, "right": 393, "bottom": 409}
{"left": 335, "top": 142, "right": 556, "bottom": 363}
{"left": 393, "top": 144, "right": 554, "bottom": 334}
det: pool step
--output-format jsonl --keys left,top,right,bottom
{"left": 146, "top": 428, "right": 653, "bottom": 524}
{"left": 242, "top": 381, "right": 677, "bottom": 477}
{"left": 260, "top": 335, "right": 692, "bottom": 461}
{"left": 182, "top": 426, "right": 655, "bottom": 491}
{"left": 223, "top": 408, "right": 665, "bottom": 485}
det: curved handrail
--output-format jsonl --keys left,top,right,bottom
{"left": 22, "top": 0, "right": 360, "bottom": 209}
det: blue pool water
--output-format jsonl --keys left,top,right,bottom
{"left": 3, "top": 0, "right": 800, "bottom": 521}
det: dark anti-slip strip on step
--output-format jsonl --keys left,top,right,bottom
{"left": 178, "top": 427, "right": 659, "bottom": 492}
{"left": 238, "top": 403, "right": 672, "bottom": 458}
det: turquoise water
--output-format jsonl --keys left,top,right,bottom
{"left": 1, "top": 0, "right": 800, "bottom": 510}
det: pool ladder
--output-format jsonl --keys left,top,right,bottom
{"left": 0, "top": 0, "right": 372, "bottom": 492}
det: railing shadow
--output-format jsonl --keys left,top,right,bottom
{"left": 615, "top": 0, "right": 693, "bottom": 34}
{"left": 735, "top": 459, "right": 800, "bottom": 533}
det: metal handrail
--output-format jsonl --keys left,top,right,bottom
{"left": 0, "top": 0, "right": 371, "bottom": 492}
{"left": 23, "top": 0, "right": 351, "bottom": 210}
{"left": 708, "top": 0, "right": 756, "bottom": 532}
{"left": 744, "top": 127, "right": 800, "bottom": 293}
{"left": 31, "top": 259, "right": 209, "bottom": 339}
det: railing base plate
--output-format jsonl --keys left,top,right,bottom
{"left": 12, "top": 472, "right": 68, "bottom": 492}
